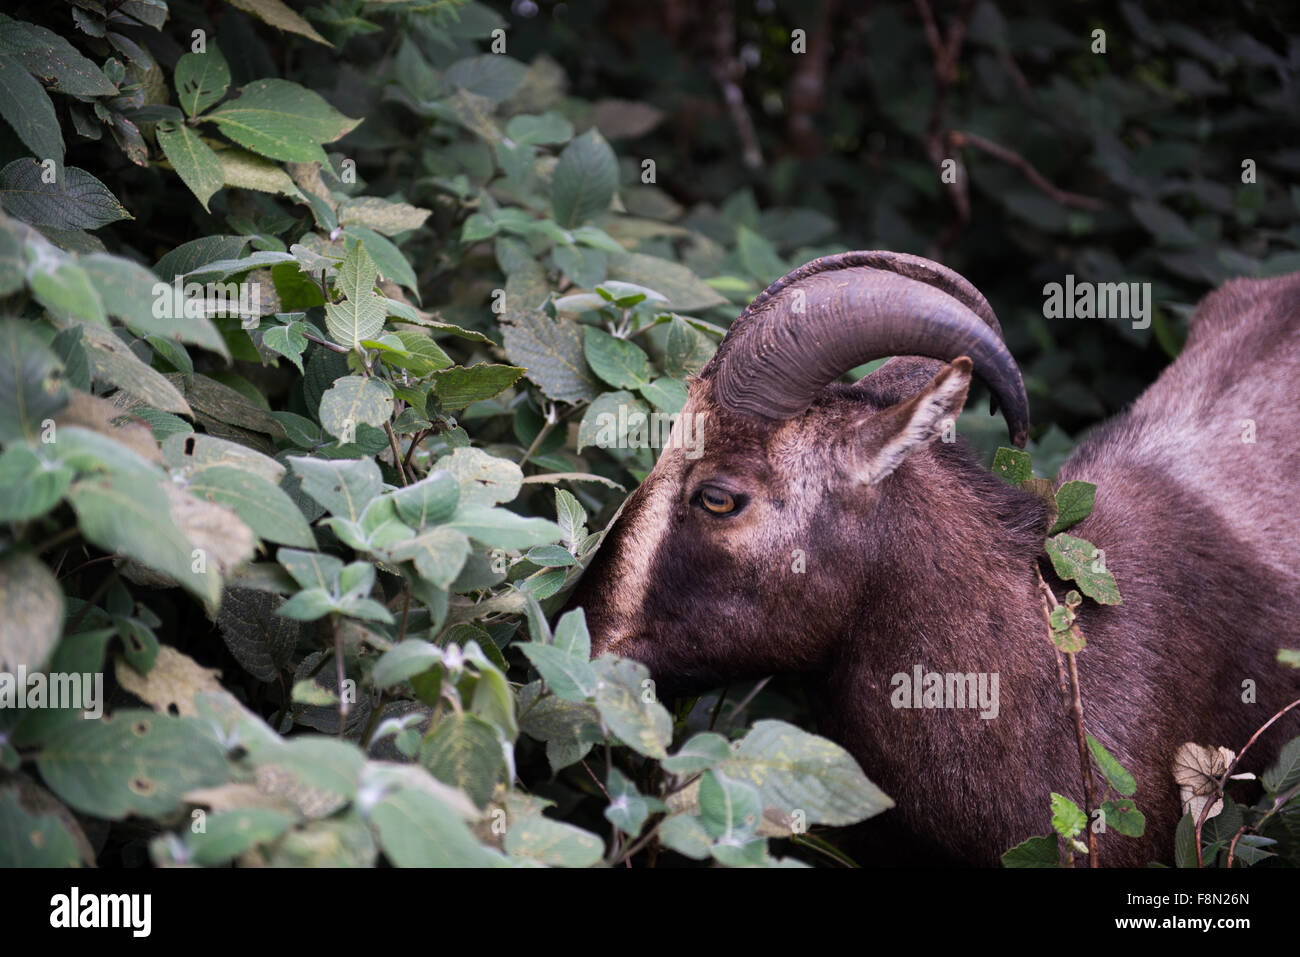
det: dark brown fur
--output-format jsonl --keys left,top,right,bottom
{"left": 570, "top": 274, "right": 1300, "bottom": 866}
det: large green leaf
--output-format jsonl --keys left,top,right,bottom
{"left": 591, "top": 656, "right": 671, "bottom": 759}
{"left": 37, "top": 710, "right": 229, "bottom": 819}
{"left": 207, "top": 79, "right": 359, "bottom": 163}
{"left": 369, "top": 786, "right": 502, "bottom": 867}
{"left": 76, "top": 322, "right": 191, "bottom": 414}
{"left": 1044, "top": 533, "right": 1122, "bottom": 605}
{"left": 606, "top": 253, "right": 728, "bottom": 312}
{"left": 318, "top": 375, "right": 393, "bottom": 439}
{"left": 157, "top": 121, "right": 224, "bottom": 212}
{"left": 551, "top": 129, "right": 618, "bottom": 228}
{"left": 186, "top": 464, "right": 315, "bottom": 548}
{"left": 444, "top": 504, "right": 563, "bottom": 550}
{"left": 288, "top": 455, "right": 381, "bottom": 521}
{"left": 504, "top": 814, "right": 604, "bottom": 867}
{"left": 583, "top": 326, "right": 652, "bottom": 389}
{"left": 390, "top": 470, "right": 459, "bottom": 528}
{"left": 323, "top": 242, "right": 385, "bottom": 348}
{"left": 0, "top": 444, "right": 72, "bottom": 520}
{"left": 433, "top": 447, "right": 522, "bottom": 507}
{"left": 419, "top": 712, "right": 506, "bottom": 808}
{"left": 0, "top": 55, "right": 63, "bottom": 172}
{"left": 384, "top": 526, "right": 471, "bottom": 587}
{"left": 500, "top": 307, "right": 599, "bottom": 403}
{"left": 0, "top": 159, "right": 130, "bottom": 229}
{"left": 721, "top": 719, "right": 893, "bottom": 826}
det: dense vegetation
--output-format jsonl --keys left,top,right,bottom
{"left": 0, "top": 0, "right": 1297, "bottom": 867}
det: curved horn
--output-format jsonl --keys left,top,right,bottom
{"left": 703, "top": 251, "right": 1030, "bottom": 447}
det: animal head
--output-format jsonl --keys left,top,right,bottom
{"left": 568, "top": 251, "right": 1032, "bottom": 693}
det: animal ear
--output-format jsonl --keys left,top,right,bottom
{"left": 851, "top": 357, "right": 973, "bottom": 484}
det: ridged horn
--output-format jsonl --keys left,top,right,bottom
{"left": 702, "top": 251, "right": 1030, "bottom": 446}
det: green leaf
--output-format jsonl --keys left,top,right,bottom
{"left": 592, "top": 656, "right": 672, "bottom": 759}
{"left": 722, "top": 719, "right": 893, "bottom": 826}
{"left": 222, "top": 0, "right": 331, "bottom": 46}
{"left": 318, "top": 375, "right": 393, "bottom": 439}
{"left": 0, "top": 55, "right": 63, "bottom": 172}
{"left": 1044, "top": 533, "right": 1122, "bottom": 606}
{"left": 1086, "top": 734, "right": 1137, "bottom": 797}
{"left": 262, "top": 321, "right": 308, "bottom": 373}
{"left": 384, "top": 527, "right": 471, "bottom": 587}
{"left": 519, "top": 641, "right": 598, "bottom": 703}
{"left": 391, "top": 469, "right": 459, "bottom": 528}
{"left": 186, "top": 808, "right": 297, "bottom": 866}
{"left": 157, "top": 121, "right": 224, "bottom": 211}
{"left": 1051, "top": 481, "right": 1096, "bottom": 534}
{"left": 551, "top": 129, "right": 618, "bottom": 228}
{"left": 663, "top": 315, "right": 715, "bottom": 377}
{"left": 185, "top": 464, "right": 315, "bottom": 548}
{"left": 699, "top": 770, "right": 762, "bottom": 843}
{"left": 1262, "top": 737, "right": 1300, "bottom": 793}
{"left": 0, "top": 159, "right": 131, "bottom": 229}
{"left": 583, "top": 326, "right": 652, "bottom": 389}
{"left": 25, "top": 246, "right": 104, "bottom": 323}
{"left": 434, "top": 447, "right": 523, "bottom": 507}
{"left": 662, "top": 732, "right": 732, "bottom": 775}
{"left": 500, "top": 308, "right": 600, "bottom": 403}
{"left": 76, "top": 322, "right": 191, "bottom": 415}
{"left": 369, "top": 785, "right": 501, "bottom": 867}
{"left": 506, "top": 111, "right": 574, "bottom": 146}
{"left": 37, "top": 710, "right": 228, "bottom": 819}
{"left": 78, "top": 253, "right": 228, "bottom": 356}
{"left": 372, "top": 640, "right": 443, "bottom": 688}
{"left": 0, "top": 789, "right": 85, "bottom": 866}
{"left": 4, "top": 20, "right": 117, "bottom": 95}
{"left": 639, "top": 376, "right": 688, "bottom": 414}
{"left": 444, "top": 504, "right": 563, "bottom": 550}
{"left": 603, "top": 767, "right": 664, "bottom": 836}
{"left": 207, "top": 79, "right": 359, "bottom": 163}
{"left": 658, "top": 813, "right": 713, "bottom": 860}
{"left": 276, "top": 548, "right": 343, "bottom": 591}
{"left": 431, "top": 363, "right": 524, "bottom": 410}
{"left": 288, "top": 455, "right": 381, "bottom": 522}
{"left": 554, "top": 489, "right": 587, "bottom": 551}
{"left": 174, "top": 44, "right": 230, "bottom": 117}
{"left": 0, "top": 445, "right": 72, "bottom": 520}
{"left": 0, "top": 551, "right": 63, "bottom": 673}
{"left": 517, "top": 681, "right": 602, "bottom": 772}
{"left": 576, "top": 390, "right": 647, "bottom": 453}
{"left": 1001, "top": 835, "right": 1059, "bottom": 868}
{"left": 420, "top": 712, "right": 506, "bottom": 808}
{"left": 1100, "top": 799, "right": 1146, "bottom": 838}
{"left": 1050, "top": 792, "right": 1086, "bottom": 839}
{"left": 606, "top": 253, "right": 728, "bottom": 312}
{"left": 323, "top": 241, "right": 385, "bottom": 348}
{"left": 0, "top": 319, "right": 66, "bottom": 444}
{"left": 991, "top": 446, "right": 1032, "bottom": 486}
{"left": 504, "top": 813, "right": 604, "bottom": 867}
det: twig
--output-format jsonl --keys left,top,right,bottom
{"left": 64, "top": 568, "right": 120, "bottom": 635}
{"left": 302, "top": 330, "right": 350, "bottom": 354}
{"left": 1227, "top": 780, "right": 1300, "bottom": 868}
{"left": 384, "top": 421, "right": 411, "bottom": 486}
{"left": 948, "top": 130, "right": 1107, "bottom": 210}
{"left": 1036, "top": 567, "right": 1099, "bottom": 866}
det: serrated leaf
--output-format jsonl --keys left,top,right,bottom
{"left": 1050, "top": 792, "right": 1086, "bottom": 839}
{"left": 223, "top": 0, "right": 331, "bottom": 46}
{"left": 262, "top": 321, "right": 308, "bottom": 373}
{"left": 1044, "top": 533, "right": 1122, "bottom": 605}
{"left": 157, "top": 121, "right": 224, "bottom": 211}
{"left": 215, "top": 147, "right": 304, "bottom": 201}
{"left": 324, "top": 242, "right": 385, "bottom": 348}
{"left": 431, "top": 363, "right": 524, "bottom": 410}
{"left": 500, "top": 308, "right": 599, "bottom": 403}
{"left": 551, "top": 129, "right": 618, "bottom": 228}
{"left": 208, "top": 79, "right": 358, "bottom": 163}
{"left": 0, "top": 159, "right": 130, "bottom": 229}
{"left": 606, "top": 253, "right": 728, "bottom": 312}
{"left": 1001, "top": 835, "right": 1059, "bottom": 868}
{"left": 1100, "top": 799, "right": 1146, "bottom": 837}
{"left": 433, "top": 447, "right": 523, "bottom": 507}
{"left": 583, "top": 326, "right": 651, "bottom": 389}
{"left": 1051, "top": 481, "right": 1096, "bottom": 534}
{"left": 174, "top": 44, "right": 230, "bottom": 117}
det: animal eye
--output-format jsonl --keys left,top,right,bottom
{"left": 698, "top": 487, "right": 737, "bottom": 515}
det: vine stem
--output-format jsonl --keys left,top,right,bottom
{"left": 1035, "top": 566, "right": 1099, "bottom": 867}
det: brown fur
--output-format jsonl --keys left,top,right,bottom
{"left": 569, "top": 274, "right": 1300, "bottom": 866}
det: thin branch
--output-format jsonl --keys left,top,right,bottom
{"left": 384, "top": 421, "right": 411, "bottom": 486}
{"left": 1036, "top": 567, "right": 1099, "bottom": 867}
{"left": 712, "top": 0, "right": 763, "bottom": 171}
{"left": 302, "top": 330, "right": 350, "bottom": 354}
{"left": 948, "top": 130, "right": 1107, "bottom": 210}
